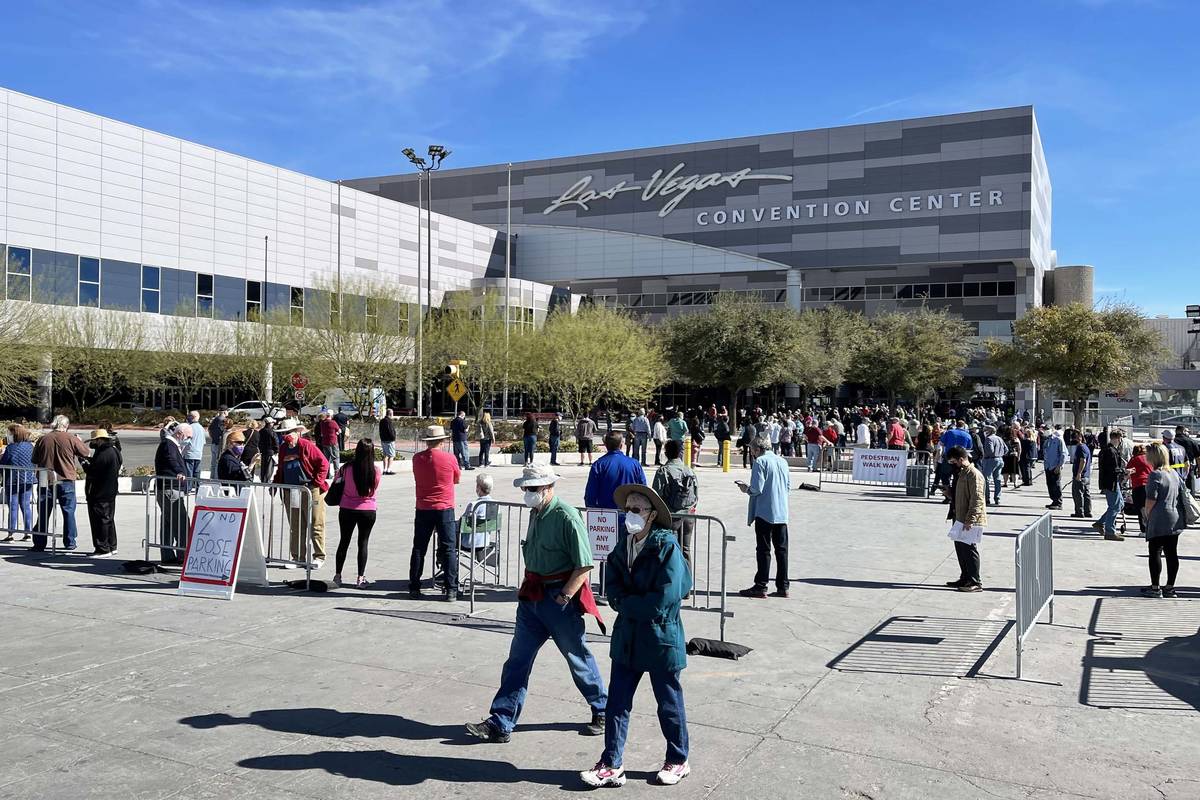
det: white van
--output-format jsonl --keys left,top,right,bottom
{"left": 300, "top": 387, "right": 386, "bottom": 418}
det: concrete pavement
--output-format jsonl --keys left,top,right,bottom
{"left": 0, "top": 458, "right": 1196, "bottom": 799}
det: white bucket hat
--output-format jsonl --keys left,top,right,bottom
{"left": 421, "top": 424, "right": 450, "bottom": 442}
{"left": 275, "top": 417, "right": 306, "bottom": 434}
{"left": 512, "top": 464, "right": 560, "bottom": 489}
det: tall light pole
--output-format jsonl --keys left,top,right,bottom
{"left": 402, "top": 145, "right": 451, "bottom": 417}
{"left": 503, "top": 162, "right": 511, "bottom": 420}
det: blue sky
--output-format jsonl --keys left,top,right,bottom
{"left": 4, "top": 0, "right": 1197, "bottom": 315}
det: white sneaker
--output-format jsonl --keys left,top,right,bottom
{"left": 281, "top": 563, "right": 299, "bottom": 570}
{"left": 311, "top": 558, "right": 324, "bottom": 570}
{"left": 656, "top": 762, "right": 690, "bottom": 785}
{"left": 580, "top": 762, "right": 625, "bottom": 788}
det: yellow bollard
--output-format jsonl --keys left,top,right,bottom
{"left": 683, "top": 439, "right": 692, "bottom": 467}
{"left": 722, "top": 439, "right": 731, "bottom": 473}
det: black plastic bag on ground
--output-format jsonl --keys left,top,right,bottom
{"left": 286, "top": 578, "right": 328, "bottom": 592}
{"left": 687, "top": 637, "right": 753, "bottom": 660}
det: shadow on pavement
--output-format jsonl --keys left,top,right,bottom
{"left": 796, "top": 577, "right": 1012, "bottom": 594}
{"left": 181, "top": 707, "right": 578, "bottom": 740}
{"left": 826, "top": 615, "right": 1013, "bottom": 678}
{"left": 338, "top": 607, "right": 611, "bottom": 643}
{"left": 238, "top": 748, "right": 574, "bottom": 787}
{"left": 1080, "top": 597, "right": 1200, "bottom": 711}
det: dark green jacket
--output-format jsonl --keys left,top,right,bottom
{"left": 605, "top": 526, "right": 692, "bottom": 673}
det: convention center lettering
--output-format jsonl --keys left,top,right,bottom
{"left": 542, "top": 161, "right": 1004, "bottom": 226}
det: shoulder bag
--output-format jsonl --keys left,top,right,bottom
{"left": 324, "top": 465, "right": 346, "bottom": 506}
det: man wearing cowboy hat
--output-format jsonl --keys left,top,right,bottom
{"left": 467, "top": 464, "right": 608, "bottom": 744}
{"left": 409, "top": 424, "right": 461, "bottom": 600}
{"left": 581, "top": 482, "right": 692, "bottom": 788}
{"left": 273, "top": 418, "right": 330, "bottom": 569}
{"left": 82, "top": 428, "right": 122, "bottom": 557}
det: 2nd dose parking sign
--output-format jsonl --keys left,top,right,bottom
{"left": 851, "top": 448, "right": 909, "bottom": 484}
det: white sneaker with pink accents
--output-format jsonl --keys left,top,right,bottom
{"left": 656, "top": 762, "right": 690, "bottom": 785}
{"left": 580, "top": 762, "right": 626, "bottom": 788}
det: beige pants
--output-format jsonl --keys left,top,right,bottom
{"left": 286, "top": 486, "right": 326, "bottom": 562}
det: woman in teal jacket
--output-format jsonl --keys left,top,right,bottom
{"left": 580, "top": 483, "right": 692, "bottom": 789}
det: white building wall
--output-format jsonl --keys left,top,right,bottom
{"left": 0, "top": 87, "right": 498, "bottom": 306}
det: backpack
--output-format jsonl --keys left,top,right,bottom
{"left": 661, "top": 467, "right": 698, "bottom": 511}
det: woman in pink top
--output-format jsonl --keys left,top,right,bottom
{"left": 334, "top": 439, "right": 382, "bottom": 588}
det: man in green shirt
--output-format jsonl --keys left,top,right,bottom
{"left": 466, "top": 465, "right": 608, "bottom": 743}
{"left": 666, "top": 408, "right": 688, "bottom": 444}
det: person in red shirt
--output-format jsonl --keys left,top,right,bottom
{"left": 273, "top": 418, "right": 330, "bottom": 568}
{"left": 410, "top": 424, "right": 461, "bottom": 600}
{"left": 887, "top": 418, "right": 909, "bottom": 450}
{"left": 1127, "top": 444, "right": 1153, "bottom": 533}
{"left": 316, "top": 411, "right": 342, "bottom": 476}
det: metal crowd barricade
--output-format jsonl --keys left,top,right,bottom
{"left": 142, "top": 476, "right": 314, "bottom": 581}
{"left": 1014, "top": 512, "right": 1055, "bottom": 679}
{"left": 462, "top": 502, "right": 735, "bottom": 640}
{"left": 815, "top": 445, "right": 913, "bottom": 490}
{"left": 0, "top": 465, "right": 59, "bottom": 550}
{"left": 462, "top": 500, "right": 532, "bottom": 614}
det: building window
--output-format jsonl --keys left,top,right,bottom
{"left": 290, "top": 286, "right": 304, "bottom": 325}
{"left": 246, "top": 280, "right": 262, "bottom": 320}
{"left": 998, "top": 281, "right": 1015, "bottom": 296}
{"left": 196, "top": 273, "right": 214, "bottom": 317}
{"left": 330, "top": 291, "right": 341, "bottom": 328}
{"left": 141, "top": 265, "right": 160, "bottom": 313}
{"left": 979, "top": 281, "right": 997, "bottom": 297}
{"left": 946, "top": 283, "right": 963, "bottom": 298}
{"left": 963, "top": 282, "right": 980, "bottom": 298}
{"left": 79, "top": 256, "right": 100, "bottom": 307}
{"left": 6, "top": 246, "right": 31, "bottom": 302}
{"left": 365, "top": 297, "right": 378, "bottom": 327}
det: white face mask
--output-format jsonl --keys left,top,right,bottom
{"left": 523, "top": 489, "right": 543, "bottom": 509}
{"left": 624, "top": 513, "right": 646, "bottom": 535}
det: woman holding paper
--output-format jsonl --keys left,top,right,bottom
{"left": 943, "top": 445, "right": 988, "bottom": 592}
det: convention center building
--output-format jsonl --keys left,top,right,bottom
{"left": 1, "top": 85, "right": 1080, "bottom": 411}
{"left": 348, "top": 105, "right": 1063, "bottom": 351}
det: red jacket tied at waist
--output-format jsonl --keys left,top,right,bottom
{"left": 519, "top": 570, "right": 607, "bottom": 635}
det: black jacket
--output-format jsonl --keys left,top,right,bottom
{"left": 154, "top": 439, "right": 187, "bottom": 478}
{"left": 241, "top": 435, "right": 260, "bottom": 467}
{"left": 83, "top": 441, "right": 122, "bottom": 502}
{"left": 378, "top": 416, "right": 396, "bottom": 443}
{"left": 258, "top": 427, "right": 279, "bottom": 456}
{"left": 217, "top": 449, "right": 251, "bottom": 482}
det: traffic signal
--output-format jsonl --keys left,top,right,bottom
{"left": 443, "top": 359, "right": 468, "bottom": 379}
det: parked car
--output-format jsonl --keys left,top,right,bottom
{"left": 300, "top": 387, "right": 386, "bottom": 419}
{"left": 228, "top": 400, "right": 287, "bottom": 421}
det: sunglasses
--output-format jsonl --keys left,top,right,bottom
{"left": 624, "top": 505, "right": 649, "bottom": 514}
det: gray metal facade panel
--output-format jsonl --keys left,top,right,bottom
{"left": 347, "top": 107, "right": 1039, "bottom": 278}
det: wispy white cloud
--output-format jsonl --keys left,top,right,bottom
{"left": 122, "top": 0, "right": 647, "bottom": 99}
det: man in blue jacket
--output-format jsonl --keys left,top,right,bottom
{"left": 581, "top": 483, "right": 691, "bottom": 788}
{"left": 1042, "top": 426, "right": 1066, "bottom": 510}
{"left": 738, "top": 433, "right": 792, "bottom": 599}
{"left": 585, "top": 433, "right": 647, "bottom": 510}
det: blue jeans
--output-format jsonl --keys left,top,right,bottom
{"left": 523, "top": 435, "right": 537, "bottom": 465}
{"left": 184, "top": 459, "right": 201, "bottom": 478}
{"left": 634, "top": 433, "right": 649, "bottom": 464}
{"left": 806, "top": 443, "right": 820, "bottom": 470}
{"left": 33, "top": 483, "right": 78, "bottom": 549}
{"left": 488, "top": 594, "right": 607, "bottom": 734}
{"left": 7, "top": 483, "right": 33, "bottom": 533}
{"left": 981, "top": 457, "right": 1002, "bottom": 504}
{"left": 601, "top": 661, "right": 688, "bottom": 768}
{"left": 453, "top": 439, "right": 470, "bottom": 469}
{"left": 1099, "top": 488, "right": 1123, "bottom": 534}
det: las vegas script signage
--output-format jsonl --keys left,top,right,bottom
{"left": 543, "top": 162, "right": 793, "bottom": 218}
